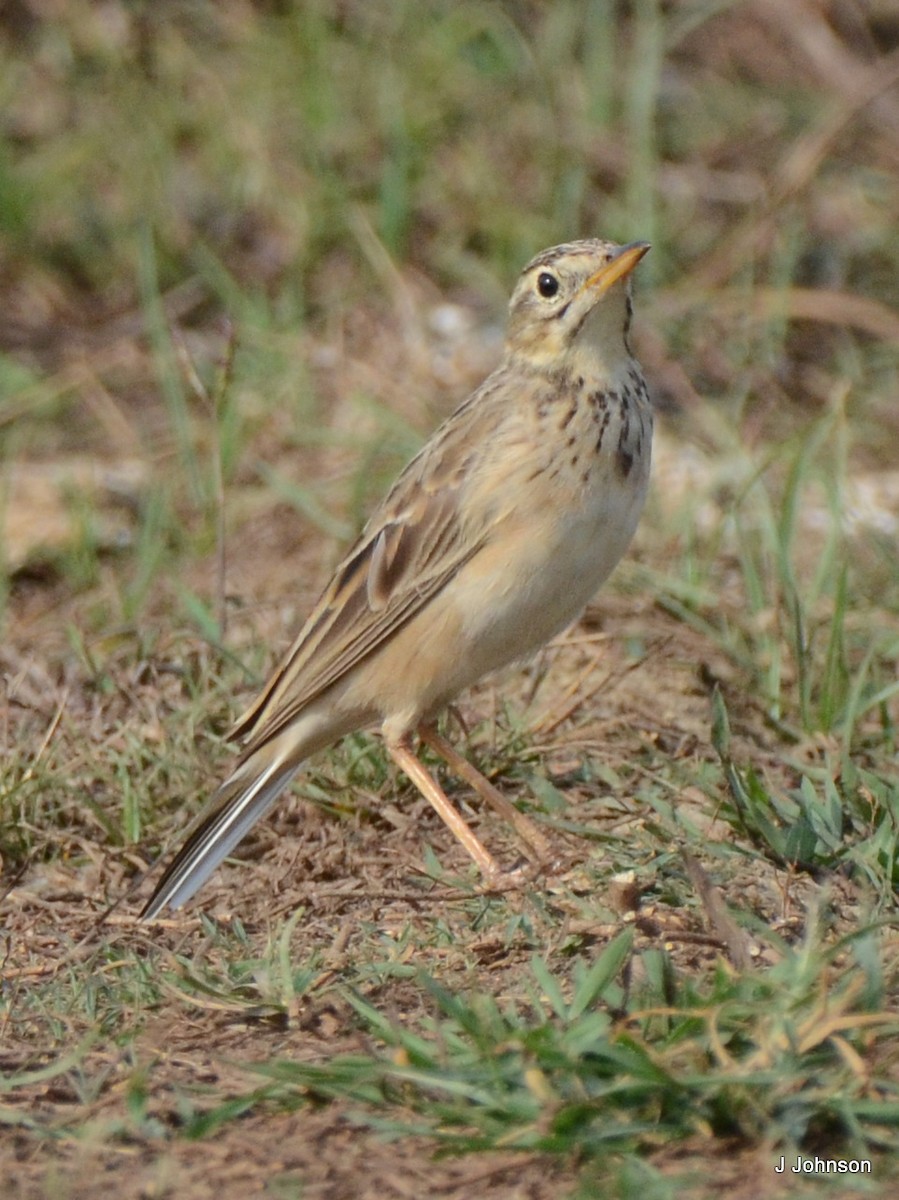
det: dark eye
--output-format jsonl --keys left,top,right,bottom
{"left": 536, "top": 271, "right": 559, "bottom": 298}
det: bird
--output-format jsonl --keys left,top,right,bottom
{"left": 140, "top": 238, "right": 653, "bottom": 919}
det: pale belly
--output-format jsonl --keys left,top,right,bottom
{"left": 450, "top": 463, "right": 648, "bottom": 673}
{"left": 361, "top": 446, "right": 650, "bottom": 736}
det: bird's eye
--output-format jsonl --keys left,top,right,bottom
{"left": 536, "top": 272, "right": 559, "bottom": 298}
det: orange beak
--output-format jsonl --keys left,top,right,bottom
{"left": 581, "top": 241, "right": 651, "bottom": 297}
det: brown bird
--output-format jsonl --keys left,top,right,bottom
{"left": 141, "top": 238, "right": 652, "bottom": 919}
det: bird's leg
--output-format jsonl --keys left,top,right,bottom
{"left": 386, "top": 735, "right": 500, "bottom": 879}
{"left": 417, "top": 724, "right": 552, "bottom": 864}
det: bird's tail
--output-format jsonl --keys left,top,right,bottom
{"left": 140, "top": 751, "right": 300, "bottom": 920}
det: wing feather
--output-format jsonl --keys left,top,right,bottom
{"left": 229, "top": 389, "right": 508, "bottom": 752}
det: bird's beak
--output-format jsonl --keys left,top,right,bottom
{"left": 581, "top": 242, "right": 651, "bottom": 297}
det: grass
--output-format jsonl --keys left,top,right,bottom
{"left": 243, "top": 922, "right": 897, "bottom": 1157}
{"left": 3, "top": 2, "right": 899, "bottom": 1198}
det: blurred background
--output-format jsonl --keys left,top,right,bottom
{"left": 3, "top": 1, "right": 897, "bottom": 605}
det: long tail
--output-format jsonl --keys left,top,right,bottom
{"left": 140, "top": 754, "right": 300, "bottom": 920}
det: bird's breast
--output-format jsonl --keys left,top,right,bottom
{"left": 446, "top": 371, "right": 652, "bottom": 667}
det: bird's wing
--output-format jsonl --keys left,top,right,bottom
{"left": 231, "top": 380, "right": 510, "bottom": 754}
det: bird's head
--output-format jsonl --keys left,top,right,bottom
{"left": 505, "top": 239, "right": 650, "bottom": 375}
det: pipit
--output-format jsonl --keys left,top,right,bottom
{"left": 141, "top": 238, "right": 652, "bottom": 919}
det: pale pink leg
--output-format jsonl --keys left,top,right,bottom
{"left": 386, "top": 736, "right": 500, "bottom": 879}
{"left": 418, "top": 724, "right": 552, "bottom": 864}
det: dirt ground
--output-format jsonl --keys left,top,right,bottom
{"left": 4, "top": 569, "right": 885, "bottom": 1198}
